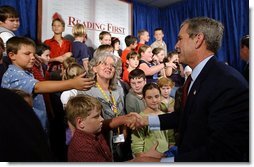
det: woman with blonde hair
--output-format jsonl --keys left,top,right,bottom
{"left": 78, "top": 51, "right": 132, "bottom": 161}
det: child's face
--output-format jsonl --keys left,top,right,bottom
{"left": 81, "top": 108, "right": 104, "bottom": 134}
{"left": 40, "top": 49, "right": 50, "bottom": 65}
{"left": 154, "top": 30, "right": 164, "bottom": 41}
{"left": 1, "top": 17, "right": 20, "bottom": 31}
{"left": 52, "top": 20, "right": 65, "bottom": 34}
{"left": 144, "top": 88, "right": 161, "bottom": 110}
{"left": 141, "top": 47, "right": 153, "bottom": 62}
{"left": 160, "top": 85, "right": 172, "bottom": 99}
{"left": 127, "top": 56, "right": 139, "bottom": 69}
{"left": 100, "top": 35, "right": 111, "bottom": 45}
{"left": 10, "top": 45, "right": 35, "bottom": 70}
{"left": 155, "top": 50, "right": 165, "bottom": 62}
{"left": 113, "top": 41, "right": 120, "bottom": 51}
{"left": 141, "top": 31, "right": 150, "bottom": 42}
{"left": 130, "top": 77, "right": 146, "bottom": 94}
{"left": 130, "top": 41, "right": 138, "bottom": 49}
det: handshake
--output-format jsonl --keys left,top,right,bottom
{"left": 123, "top": 112, "right": 148, "bottom": 130}
{"left": 104, "top": 112, "right": 148, "bottom": 130}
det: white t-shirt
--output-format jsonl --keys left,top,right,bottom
{"left": 60, "top": 89, "right": 78, "bottom": 108}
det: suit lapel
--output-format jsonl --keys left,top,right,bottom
{"left": 184, "top": 56, "right": 217, "bottom": 114}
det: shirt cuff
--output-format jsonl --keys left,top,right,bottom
{"left": 148, "top": 115, "right": 161, "bottom": 130}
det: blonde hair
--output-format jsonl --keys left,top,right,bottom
{"left": 62, "top": 62, "right": 85, "bottom": 80}
{"left": 157, "top": 77, "right": 175, "bottom": 88}
{"left": 62, "top": 57, "right": 76, "bottom": 70}
{"left": 88, "top": 51, "right": 119, "bottom": 90}
{"left": 72, "top": 23, "right": 86, "bottom": 38}
{"left": 66, "top": 94, "right": 102, "bottom": 127}
{"left": 138, "top": 44, "right": 151, "bottom": 56}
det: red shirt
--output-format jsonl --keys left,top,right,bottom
{"left": 135, "top": 43, "right": 144, "bottom": 53}
{"left": 122, "top": 69, "right": 129, "bottom": 83}
{"left": 121, "top": 48, "right": 131, "bottom": 71}
{"left": 68, "top": 129, "right": 112, "bottom": 162}
{"left": 44, "top": 37, "right": 72, "bottom": 58}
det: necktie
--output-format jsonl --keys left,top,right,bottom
{"left": 181, "top": 75, "right": 192, "bottom": 109}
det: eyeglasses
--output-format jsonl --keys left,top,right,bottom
{"left": 99, "top": 62, "right": 116, "bottom": 69}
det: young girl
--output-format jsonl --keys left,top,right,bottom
{"left": 157, "top": 77, "right": 175, "bottom": 113}
{"left": 138, "top": 45, "right": 176, "bottom": 83}
{"left": 44, "top": 13, "right": 72, "bottom": 80}
{"left": 152, "top": 47, "right": 166, "bottom": 77}
{"left": 60, "top": 62, "right": 86, "bottom": 108}
{"left": 131, "top": 82, "right": 175, "bottom": 158}
{"left": 111, "top": 37, "right": 122, "bottom": 58}
{"left": 122, "top": 51, "right": 139, "bottom": 83}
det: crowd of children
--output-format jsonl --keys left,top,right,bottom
{"left": 0, "top": 6, "right": 189, "bottom": 162}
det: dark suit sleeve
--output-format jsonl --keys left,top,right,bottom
{"left": 158, "top": 111, "right": 179, "bottom": 130}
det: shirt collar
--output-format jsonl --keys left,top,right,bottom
{"left": 191, "top": 55, "right": 213, "bottom": 82}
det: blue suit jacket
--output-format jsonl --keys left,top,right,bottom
{"left": 159, "top": 56, "right": 249, "bottom": 162}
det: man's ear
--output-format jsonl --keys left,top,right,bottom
{"left": 195, "top": 33, "right": 205, "bottom": 49}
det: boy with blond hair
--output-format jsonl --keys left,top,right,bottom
{"left": 1, "top": 36, "right": 95, "bottom": 132}
{"left": 99, "top": 31, "right": 111, "bottom": 45}
{"left": 72, "top": 23, "right": 90, "bottom": 70}
{"left": 66, "top": 94, "right": 112, "bottom": 162}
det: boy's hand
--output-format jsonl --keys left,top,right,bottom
{"left": 72, "top": 73, "right": 95, "bottom": 90}
{"left": 34, "top": 55, "right": 43, "bottom": 67}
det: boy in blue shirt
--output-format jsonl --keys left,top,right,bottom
{"left": 1, "top": 36, "right": 95, "bottom": 132}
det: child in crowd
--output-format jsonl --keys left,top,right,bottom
{"left": 66, "top": 94, "right": 112, "bottom": 162}
{"left": 111, "top": 37, "right": 122, "bottom": 58}
{"left": 125, "top": 69, "right": 146, "bottom": 114}
{"left": 60, "top": 62, "right": 86, "bottom": 108}
{"left": 72, "top": 23, "right": 90, "bottom": 71}
{"left": 138, "top": 45, "right": 176, "bottom": 83}
{"left": 150, "top": 28, "right": 167, "bottom": 55}
{"left": 44, "top": 13, "right": 72, "bottom": 80}
{"left": 121, "top": 35, "right": 138, "bottom": 71}
{"left": 66, "top": 94, "right": 141, "bottom": 162}
{"left": 1, "top": 36, "right": 95, "bottom": 132}
{"left": 131, "top": 82, "right": 175, "bottom": 157}
{"left": 165, "top": 50, "right": 185, "bottom": 98}
{"left": 99, "top": 31, "right": 111, "bottom": 45}
{"left": 122, "top": 51, "right": 139, "bottom": 83}
{"left": 135, "top": 29, "right": 150, "bottom": 52}
{"left": 0, "top": 5, "right": 20, "bottom": 48}
{"left": 32, "top": 43, "right": 50, "bottom": 81}
{"left": 157, "top": 77, "right": 175, "bottom": 113}
{"left": 152, "top": 47, "right": 166, "bottom": 77}
{"left": 93, "top": 44, "right": 114, "bottom": 58}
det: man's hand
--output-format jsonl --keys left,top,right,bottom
{"left": 124, "top": 112, "right": 149, "bottom": 130}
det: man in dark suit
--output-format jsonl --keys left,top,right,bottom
{"left": 136, "top": 17, "right": 249, "bottom": 162}
{"left": 240, "top": 35, "right": 249, "bottom": 82}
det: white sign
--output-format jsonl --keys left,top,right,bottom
{"left": 41, "top": 0, "right": 132, "bottom": 49}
